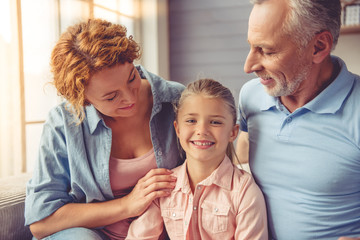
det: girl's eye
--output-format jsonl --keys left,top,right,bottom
{"left": 210, "top": 120, "right": 222, "bottom": 125}
{"left": 185, "top": 119, "right": 196, "bottom": 123}
{"left": 107, "top": 93, "right": 117, "bottom": 101}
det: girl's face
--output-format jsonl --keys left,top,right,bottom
{"left": 174, "top": 94, "right": 239, "bottom": 165}
{"left": 85, "top": 62, "right": 142, "bottom": 119}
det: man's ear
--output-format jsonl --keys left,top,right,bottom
{"left": 312, "top": 31, "right": 333, "bottom": 64}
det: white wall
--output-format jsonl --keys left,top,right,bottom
{"left": 333, "top": 33, "right": 360, "bottom": 75}
{"left": 168, "top": 0, "right": 254, "bottom": 101}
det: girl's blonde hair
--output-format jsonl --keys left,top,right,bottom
{"left": 51, "top": 19, "right": 141, "bottom": 123}
{"left": 173, "top": 78, "right": 240, "bottom": 164}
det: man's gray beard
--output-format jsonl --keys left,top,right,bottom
{"left": 265, "top": 63, "right": 312, "bottom": 97}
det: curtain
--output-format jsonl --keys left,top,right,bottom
{"left": 0, "top": 0, "right": 141, "bottom": 178}
{"left": 0, "top": 0, "right": 24, "bottom": 178}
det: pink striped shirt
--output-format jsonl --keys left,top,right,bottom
{"left": 126, "top": 156, "right": 268, "bottom": 240}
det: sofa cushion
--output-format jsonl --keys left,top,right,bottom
{"left": 0, "top": 173, "right": 33, "bottom": 240}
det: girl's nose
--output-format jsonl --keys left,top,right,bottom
{"left": 196, "top": 122, "right": 209, "bottom": 136}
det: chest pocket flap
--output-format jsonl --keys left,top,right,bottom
{"left": 201, "top": 200, "right": 230, "bottom": 215}
{"left": 201, "top": 200, "right": 230, "bottom": 233}
{"left": 161, "top": 208, "right": 184, "bottom": 220}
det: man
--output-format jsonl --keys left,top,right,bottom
{"left": 237, "top": 0, "right": 360, "bottom": 239}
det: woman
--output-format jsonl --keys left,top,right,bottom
{"left": 25, "top": 19, "right": 184, "bottom": 240}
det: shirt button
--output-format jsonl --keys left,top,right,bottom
{"left": 158, "top": 151, "right": 162, "bottom": 156}
{"left": 197, "top": 186, "right": 201, "bottom": 190}
{"left": 287, "top": 117, "right": 292, "bottom": 123}
{"left": 172, "top": 212, "right": 176, "bottom": 217}
{"left": 214, "top": 208, "right": 218, "bottom": 212}
{"left": 193, "top": 206, "right": 197, "bottom": 211}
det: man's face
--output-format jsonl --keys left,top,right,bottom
{"left": 244, "top": 0, "right": 313, "bottom": 97}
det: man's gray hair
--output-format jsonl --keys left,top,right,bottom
{"left": 250, "top": 0, "right": 341, "bottom": 50}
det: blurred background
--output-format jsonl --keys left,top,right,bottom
{"left": 0, "top": 0, "right": 359, "bottom": 178}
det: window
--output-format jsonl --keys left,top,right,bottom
{"left": 0, "top": 0, "right": 141, "bottom": 178}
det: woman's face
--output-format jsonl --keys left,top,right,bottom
{"left": 85, "top": 62, "right": 142, "bottom": 119}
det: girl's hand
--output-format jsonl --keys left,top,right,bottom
{"left": 122, "top": 168, "right": 177, "bottom": 218}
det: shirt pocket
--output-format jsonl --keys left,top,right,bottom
{"left": 161, "top": 208, "right": 185, "bottom": 237}
{"left": 200, "top": 200, "right": 230, "bottom": 234}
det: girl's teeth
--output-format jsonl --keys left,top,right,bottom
{"left": 193, "top": 141, "right": 212, "bottom": 146}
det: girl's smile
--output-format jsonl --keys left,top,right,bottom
{"left": 174, "top": 94, "right": 238, "bottom": 166}
{"left": 191, "top": 140, "right": 215, "bottom": 149}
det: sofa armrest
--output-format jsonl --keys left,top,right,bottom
{"left": 0, "top": 173, "right": 33, "bottom": 240}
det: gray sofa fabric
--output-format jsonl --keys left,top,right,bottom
{"left": 0, "top": 173, "right": 33, "bottom": 240}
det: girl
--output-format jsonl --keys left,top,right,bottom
{"left": 126, "top": 79, "right": 268, "bottom": 239}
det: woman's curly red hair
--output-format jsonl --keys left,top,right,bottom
{"left": 50, "top": 19, "right": 141, "bottom": 123}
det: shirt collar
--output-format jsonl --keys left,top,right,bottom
{"left": 136, "top": 65, "right": 181, "bottom": 107}
{"left": 259, "top": 94, "right": 277, "bottom": 111}
{"left": 85, "top": 104, "right": 105, "bottom": 134}
{"left": 260, "top": 56, "right": 355, "bottom": 114}
{"left": 303, "top": 56, "right": 355, "bottom": 114}
{"left": 174, "top": 156, "right": 235, "bottom": 193}
{"left": 174, "top": 161, "right": 191, "bottom": 194}
{"left": 200, "top": 156, "right": 234, "bottom": 191}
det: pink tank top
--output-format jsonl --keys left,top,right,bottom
{"left": 102, "top": 149, "right": 157, "bottom": 240}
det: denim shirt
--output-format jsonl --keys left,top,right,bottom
{"left": 25, "top": 65, "right": 185, "bottom": 226}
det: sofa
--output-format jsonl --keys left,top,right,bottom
{"left": 0, "top": 173, "right": 33, "bottom": 240}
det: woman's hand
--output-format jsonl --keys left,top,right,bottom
{"left": 123, "top": 168, "right": 177, "bottom": 218}
{"left": 29, "top": 168, "right": 176, "bottom": 239}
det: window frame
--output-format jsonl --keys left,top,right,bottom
{"left": 0, "top": 0, "right": 170, "bottom": 178}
